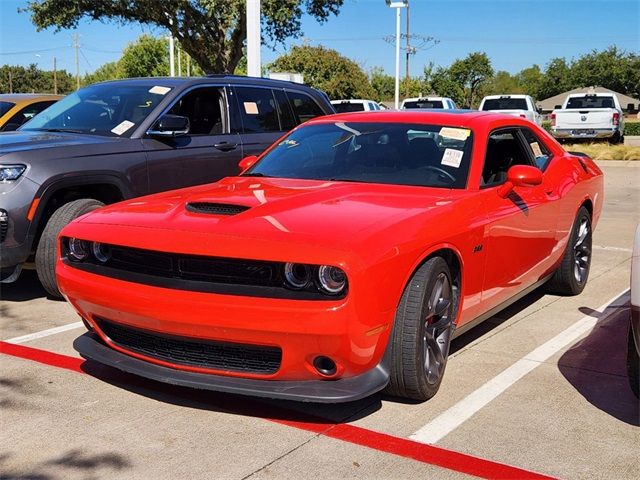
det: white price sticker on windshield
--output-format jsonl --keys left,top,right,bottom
{"left": 441, "top": 148, "right": 463, "bottom": 168}
{"left": 439, "top": 127, "right": 470, "bottom": 141}
{"left": 530, "top": 141, "right": 543, "bottom": 157}
{"left": 244, "top": 102, "right": 259, "bottom": 114}
{"left": 149, "top": 86, "right": 171, "bottom": 95}
{"left": 111, "top": 120, "right": 135, "bottom": 136}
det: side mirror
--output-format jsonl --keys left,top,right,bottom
{"left": 497, "top": 165, "right": 542, "bottom": 198}
{"left": 239, "top": 155, "right": 259, "bottom": 173}
{"left": 147, "top": 114, "right": 190, "bottom": 137}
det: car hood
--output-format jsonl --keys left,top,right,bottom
{"left": 0, "top": 130, "right": 127, "bottom": 156}
{"left": 77, "top": 176, "right": 453, "bottom": 252}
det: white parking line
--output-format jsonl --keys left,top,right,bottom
{"left": 593, "top": 245, "right": 633, "bottom": 253}
{"left": 410, "top": 290, "right": 630, "bottom": 445}
{"left": 5, "top": 321, "right": 84, "bottom": 344}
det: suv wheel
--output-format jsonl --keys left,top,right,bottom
{"left": 36, "top": 199, "right": 104, "bottom": 298}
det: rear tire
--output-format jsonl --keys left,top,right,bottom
{"left": 385, "top": 257, "right": 456, "bottom": 401}
{"left": 627, "top": 321, "right": 639, "bottom": 398}
{"left": 36, "top": 199, "right": 104, "bottom": 298}
{"left": 547, "top": 206, "right": 592, "bottom": 295}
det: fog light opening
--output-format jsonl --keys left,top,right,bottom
{"left": 313, "top": 356, "right": 337, "bottom": 377}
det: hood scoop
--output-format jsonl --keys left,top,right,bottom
{"left": 185, "top": 202, "right": 250, "bottom": 216}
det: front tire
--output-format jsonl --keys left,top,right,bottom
{"left": 35, "top": 199, "right": 104, "bottom": 298}
{"left": 547, "top": 206, "right": 592, "bottom": 295}
{"left": 628, "top": 321, "right": 639, "bottom": 398}
{"left": 385, "top": 257, "right": 456, "bottom": 401}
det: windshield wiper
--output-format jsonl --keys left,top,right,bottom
{"left": 35, "top": 128, "right": 85, "bottom": 134}
{"left": 328, "top": 178, "right": 366, "bottom": 183}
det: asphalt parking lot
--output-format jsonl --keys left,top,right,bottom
{"left": 1, "top": 161, "right": 639, "bottom": 480}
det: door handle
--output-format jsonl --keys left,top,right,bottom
{"left": 214, "top": 142, "right": 237, "bottom": 152}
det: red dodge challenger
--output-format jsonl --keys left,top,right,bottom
{"left": 57, "top": 111, "right": 603, "bottom": 403}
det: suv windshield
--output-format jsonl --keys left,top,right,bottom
{"left": 245, "top": 122, "right": 473, "bottom": 188}
{"left": 20, "top": 83, "right": 172, "bottom": 137}
{"left": 482, "top": 98, "right": 528, "bottom": 110}
{"left": 565, "top": 95, "right": 615, "bottom": 109}
{"left": 403, "top": 100, "right": 444, "bottom": 109}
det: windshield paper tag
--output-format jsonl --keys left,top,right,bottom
{"left": 149, "top": 86, "right": 171, "bottom": 95}
{"left": 439, "top": 127, "right": 470, "bottom": 141}
{"left": 441, "top": 148, "right": 463, "bottom": 168}
{"left": 111, "top": 120, "right": 135, "bottom": 136}
{"left": 244, "top": 102, "right": 259, "bottom": 114}
{"left": 530, "top": 142, "right": 543, "bottom": 157}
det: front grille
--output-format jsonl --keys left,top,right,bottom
{"left": 186, "top": 202, "right": 250, "bottom": 216}
{"left": 97, "top": 319, "right": 282, "bottom": 375}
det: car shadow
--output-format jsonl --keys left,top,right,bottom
{"left": 557, "top": 301, "right": 639, "bottom": 426}
{"left": 0, "top": 269, "right": 61, "bottom": 302}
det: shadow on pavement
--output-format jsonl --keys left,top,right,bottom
{"left": 558, "top": 302, "right": 639, "bottom": 426}
{"left": 0, "top": 269, "right": 58, "bottom": 302}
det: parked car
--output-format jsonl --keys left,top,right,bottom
{"left": 551, "top": 92, "right": 625, "bottom": 143}
{"left": 401, "top": 96, "right": 457, "bottom": 109}
{"left": 59, "top": 110, "right": 603, "bottom": 403}
{"left": 0, "top": 75, "right": 334, "bottom": 297}
{"left": 0, "top": 94, "right": 62, "bottom": 131}
{"left": 331, "top": 99, "right": 383, "bottom": 113}
{"left": 629, "top": 224, "right": 640, "bottom": 398}
{"left": 479, "top": 94, "right": 543, "bottom": 125}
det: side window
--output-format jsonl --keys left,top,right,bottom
{"left": 286, "top": 91, "right": 325, "bottom": 124}
{"left": 521, "top": 128, "right": 552, "bottom": 170}
{"left": 273, "top": 89, "right": 296, "bottom": 131}
{"left": 6, "top": 101, "right": 56, "bottom": 129}
{"left": 168, "top": 87, "right": 225, "bottom": 135}
{"left": 235, "top": 87, "right": 281, "bottom": 133}
{"left": 482, "top": 129, "right": 533, "bottom": 187}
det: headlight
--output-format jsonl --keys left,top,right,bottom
{"left": 0, "top": 165, "right": 26, "bottom": 182}
{"left": 92, "top": 242, "right": 111, "bottom": 263}
{"left": 68, "top": 238, "right": 90, "bottom": 261}
{"left": 317, "top": 265, "right": 347, "bottom": 294}
{"left": 284, "top": 262, "right": 311, "bottom": 289}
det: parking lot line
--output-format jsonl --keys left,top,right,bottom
{"left": 0, "top": 340, "right": 556, "bottom": 480}
{"left": 410, "top": 290, "right": 630, "bottom": 445}
{"left": 4, "top": 321, "right": 83, "bottom": 344}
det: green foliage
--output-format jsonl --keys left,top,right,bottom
{"left": 447, "top": 52, "right": 494, "bottom": 108}
{"left": 483, "top": 71, "right": 523, "bottom": 96}
{"left": 82, "top": 62, "right": 122, "bottom": 86}
{"left": 369, "top": 67, "right": 394, "bottom": 102}
{"left": 119, "top": 34, "right": 169, "bottom": 78}
{"left": 569, "top": 47, "right": 640, "bottom": 99}
{"left": 624, "top": 122, "right": 640, "bottom": 136}
{"left": 269, "top": 45, "right": 374, "bottom": 100}
{"left": 25, "top": 0, "right": 345, "bottom": 74}
{"left": 0, "top": 63, "right": 75, "bottom": 94}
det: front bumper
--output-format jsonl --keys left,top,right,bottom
{"left": 551, "top": 128, "right": 619, "bottom": 140}
{"left": 74, "top": 332, "right": 390, "bottom": 403}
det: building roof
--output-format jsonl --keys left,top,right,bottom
{"left": 539, "top": 86, "right": 639, "bottom": 112}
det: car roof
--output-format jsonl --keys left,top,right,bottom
{"left": 331, "top": 99, "right": 377, "bottom": 104}
{"left": 0, "top": 93, "right": 63, "bottom": 103}
{"left": 307, "top": 110, "right": 498, "bottom": 128}
{"left": 91, "top": 75, "right": 318, "bottom": 90}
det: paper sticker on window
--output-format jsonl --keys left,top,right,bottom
{"left": 244, "top": 102, "right": 259, "bottom": 115}
{"left": 110, "top": 120, "right": 135, "bottom": 136}
{"left": 530, "top": 141, "right": 543, "bottom": 157}
{"left": 439, "top": 127, "right": 470, "bottom": 141}
{"left": 149, "top": 86, "right": 171, "bottom": 95}
{"left": 441, "top": 148, "right": 463, "bottom": 168}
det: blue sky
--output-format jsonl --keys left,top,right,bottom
{"left": 0, "top": 0, "right": 638, "bottom": 77}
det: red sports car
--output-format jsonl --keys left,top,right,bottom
{"left": 57, "top": 111, "right": 603, "bottom": 402}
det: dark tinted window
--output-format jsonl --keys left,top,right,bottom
{"left": 236, "top": 87, "right": 280, "bottom": 133}
{"left": 566, "top": 95, "right": 615, "bottom": 109}
{"left": 246, "top": 122, "right": 473, "bottom": 189}
{"left": 521, "top": 128, "right": 552, "bottom": 170}
{"left": 0, "top": 101, "right": 15, "bottom": 116}
{"left": 333, "top": 102, "right": 365, "bottom": 113}
{"left": 482, "top": 129, "right": 533, "bottom": 186}
{"left": 273, "top": 89, "right": 296, "bottom": 131}
{"left": 168, "top": 87, "right": 225, "bottom": 135}
{"left": 403, "top": 100, "right": 444, "bottom": 109}
{"left": 286, "top": 90, "right": 325, "bottom": 123}
{"left": 481, "top": 98, "right": 528, "bottom": 110}
{"left": 2, "top": 101, "right": 57, "bottom": 131}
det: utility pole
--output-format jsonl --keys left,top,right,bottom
{"left": 8, "top": 69, "right": 13, "bottom": 94}
{"left": 247, "top": 0, "right": 261, "bottom": 77}
{"left": 177, "top": 46, "right": 182, "bottom": 76}
{"left": 405, "top": 2, "right": 410, "bottom": 97}
{"left": 169, "top": 36, "right": 175, "bottom": 76}
{"left": 72, "top": 33, "right": 80, "bottom": 90}
{"left": 53, "top": 57, "right": 57, "bottom": 94}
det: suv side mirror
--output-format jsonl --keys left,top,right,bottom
{"left": 497, "top": 165, "right": 542, "bottom": 198}
{"left": 148, "top": 114, "right": 190, "bottom": 137}
{"left": 239, "top": 155, "right": 259, "bottom": 173}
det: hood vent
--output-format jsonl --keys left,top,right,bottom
{"left": 186, "top": 202, "right": 250, "bottom": 216}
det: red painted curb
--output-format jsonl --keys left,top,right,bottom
{"left": 1, "top": 340, "right": 556, "bottom": 480}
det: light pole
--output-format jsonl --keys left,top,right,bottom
{"left": 386, "top": 0, "right": 408, "bottom": 109}
{"left": 246, "top": 0, "right": 261, "bottom": 77}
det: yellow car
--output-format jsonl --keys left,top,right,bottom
{"left": 0, "top": 94, "right": 63, "bottom": 132}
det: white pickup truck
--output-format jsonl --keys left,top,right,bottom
{"left": 479, "top": 94, "right": 543, "bottom": 125}
{"left": 551, "top": 92, "right": 625, "bottom": 143}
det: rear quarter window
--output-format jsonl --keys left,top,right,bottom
{"left": 286, "top": 91, "right": 325, "bottom": 124}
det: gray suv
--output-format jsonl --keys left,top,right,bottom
{"left": 0, "top": 75, "right": 334, "bottom": 297}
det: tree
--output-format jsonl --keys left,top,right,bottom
{"left": 82, "top": 61, "right": 122, "bottom": 86}
{"left": 447, "top": 52, "right": 494, "bottom": 108}
{"left": 369, "top": 67, "right": 394, "bottom": 102}
{"left": 516, "top": 65, "right": 543, "bottom": 99}
{"left": 25, "top": 0, "right": 345, "bottom": 74}
{"left": 119, "top": 34, "right": 169, "bottom": 78}
{"left": 537, "top": 57, "right": 572, "bottom": 100}
{"left": 0, "top": 64, "right": 74, "bottom": 94}
{"left": 483, "top": 70, "right": 522, "bottom": 96}
{"left": 569, "top": 47, "right": 640, "bottom": 99}
{"left": 269, "top": 45, "right": 374, "bottom": 100}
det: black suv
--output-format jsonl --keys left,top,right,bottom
{"left": 0, "top": 75, "right": 334, "bottom": 297}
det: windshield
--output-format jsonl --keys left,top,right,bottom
{"left": 245, "top": 122, "right": 473, "bottom": 189}
{"left": 333, "top": 102, "right": 365, "bottom": 113}
{"left": 403, "top": 100, "right": 444, "bottom": 109}
{"left": 20, "top": 83, "right": 172, "bottom": 137}
{"left": 482, "top": 98, "right": 528, "bottom": 110}
{"left": 566, "top": 95, "right": 615, "bottom": 109}
{"left": 0, "top": 101, "right": 15, "bottom": 117}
